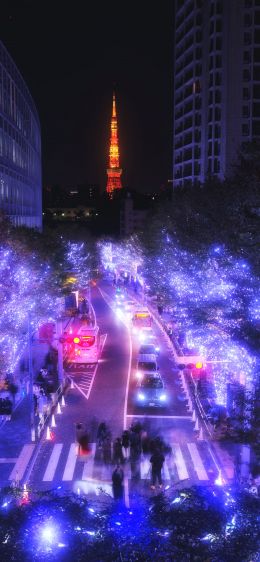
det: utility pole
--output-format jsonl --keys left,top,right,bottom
{"left": 56, "top": 319, "right": 64, "bottom": 385}
{"left": 28, "top": 313, "right": 35, "bottom": 442}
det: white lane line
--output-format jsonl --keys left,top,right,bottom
{"left": 126, "top": 414, "right": 192, "bottom": 419}
{"left": 172, "top": 444, "right": 189, "bottom": 481}
{"left": 43, "top": 444, "right": 63, "bottom": 481}
{"left": 9, "top": 444, "right": 35, "bottom": 481}
{"left": 187, "top": 443, "right": 209, "bottom": 480}
{"left": 62, "top": 443, "right": 78, "bottom": 481}
{"left": 98, "top": 285, "right": 131, "bottom": 509}
{"left": 86, "top": 334, "right": 107, "bottom": 399}
{"left": 140, "top": 456, "right": 151, "bottom": 479}
{"left": 82, "top": 443, "right": 96, "bottom": 480}
{"left": 163, "top": 458, "right": 171, "bottom": 480}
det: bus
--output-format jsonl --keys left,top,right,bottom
{"left": 71, "top": 323, "right": 100, "bottom": 364}
{"left": 132, "top": 309, "right": 153, "bottom": 329}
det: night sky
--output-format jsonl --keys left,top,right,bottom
{"left": 1, "top": 0, "right": 173, "bottom": 193}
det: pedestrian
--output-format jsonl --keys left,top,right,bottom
{"left": 102, "top": 436, "right": 112, "bottom": 464}
{"left": 112, "top": 464, "right": 124, "bottom": 500}
{"left": 121, "top": 429, "right": 130, "bottom": 460}
{"left": 150, "top": 449, "right": 165, "bottom": 489}
{"left": 97, "top": 421, "right": 109, "bottom": 447}
{"left": 141, "top": 431, "right": 151, "bottom": 455}
{"left": 113, "top": 437, "right": 124, "bottom": 464}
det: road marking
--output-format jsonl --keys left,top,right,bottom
{"left": 172, "top": 443, "right": 189, "bottom": 481}
{"left": 163, "top": 459, "right": 171, "bottom": 480}
{"left": 86, "top": 335, "right": 107, "bottom": 399}
{"left": 126, "top": 414, "right": 192, "bottom": 419}
{"left": 140, "top": 456, "right": 151, "bottom": 479}
{"left": 82, "top": 443, "right": 96, "bottom": 480}
{"left": 9, "top": 444, "right": 35, "bottom": 481}
{"left": 43, "top": 444, "right": 63, "bottom": 481}
{"left": 62, "top": 443, "right": 77, "bottom": 481}
{"left": 187, "top": 443, "right": 209, "bottom": 480}
{"left": 0, "top": 458, "right": 18, "bottom": 463}
{"left": 98, "top": 285, "right": 132, "bottom": 508}
{"left": 67, "top": 334, "right": 107, "bottom": 400}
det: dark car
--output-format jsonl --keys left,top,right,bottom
{"left": 135, "top": 373, "right": 168, "bottom": 407}
{"left": 138, "top": 343, "right": 160, "bottom": 355}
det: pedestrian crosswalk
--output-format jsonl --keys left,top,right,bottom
{"left": 8, "top": 440, "right": 224, "bottom": 487}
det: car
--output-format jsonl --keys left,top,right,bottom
{"left": 138, "top": 343, "right": 160, "bottom": 356}
{"left": 135, "top": 373, "right": 167, "bottom": 407}
{"left": 136, "top": 353, "right": 158, "bottom": 379}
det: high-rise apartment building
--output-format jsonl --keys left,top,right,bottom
{"left": 173, "top": 0, "right": 260, "bottom": 187}
{"left": 0, "top": 41, "right": 42, "bottom": 228}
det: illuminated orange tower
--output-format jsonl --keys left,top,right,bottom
{"left": 106, "top": 92, "right": 123, "bottom": 196}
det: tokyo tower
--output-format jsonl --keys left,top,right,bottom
{"left": 106, "top": 92, "right": 123, "bottom": 196}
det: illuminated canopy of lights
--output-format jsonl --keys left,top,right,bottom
{"left": 99, "top": 236, "right": 259, "bottom": 407}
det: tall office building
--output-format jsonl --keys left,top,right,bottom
{"left": 173, "top": 0, "right": 260, "bottom": 187}
{"left": 0, "top": 41, "right": 42, "bottom": 228}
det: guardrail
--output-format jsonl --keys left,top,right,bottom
{"left": 36, "top": 377, "right": 69, "bottom": 438}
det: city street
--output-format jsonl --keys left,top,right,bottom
{"left": 0, "top": 282, "right": 232, "bottom": 506}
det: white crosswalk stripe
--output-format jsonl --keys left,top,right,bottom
{"left": 62, "top": 443, "right": 78, "bottom": 481}
{"left": 26, "top": 441, "right": 218, "bottom": 486}
{"left": 82, "top": 443, "right": 96, "bottom": 480}
{"left": 172, "top": 443, "right": 189, "bottom": 481}
{"left": 43, "top": 444, "right": 63, "bottom": 481}
{"left": 187, "top": 442, "right": 209, "bottom": 480}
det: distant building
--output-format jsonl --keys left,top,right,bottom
{"left": 43, "top": 183, "right": 99, "bottom": 223}
{"left": 120, "top": 192, "right": 147, "bottom": 236}
{"left": 173, "top": 0, "right": 260, "bottom": 187}
{"left": 0, "top": 41, "right": 42, "bottom": 228}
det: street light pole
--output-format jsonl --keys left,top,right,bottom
{"left": 56, "top": 319, "right": 64, "bottom": 385}
{"left": 28, "top": 313, "right": 36, "bottom": 442}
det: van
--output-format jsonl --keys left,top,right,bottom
{"left": 136, "top": 353, "right": 158, "bottom": 379}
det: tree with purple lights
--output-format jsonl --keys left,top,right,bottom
{"left": 0, "top": 216, "right": 65, "bottom": 377}
{"left": 0, "top": 484, "right": 259, "bottom": 561}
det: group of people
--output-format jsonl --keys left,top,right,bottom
{"left": 33, "top": 368, "right": 51, "bottom": 417}
{"left": 96, "top": 421, "right": 169, "bottom": 496}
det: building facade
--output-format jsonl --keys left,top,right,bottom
{"left": 0, "top": 41, "right": 42, "bottom": 228}
{"left": 173, "top": 0, "right": 260, "bottom": 187}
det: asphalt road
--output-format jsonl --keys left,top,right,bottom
{"left": 13, "top": 281, "right": 228, "bottom": 503}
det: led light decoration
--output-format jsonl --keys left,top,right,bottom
{"left": 99, "top": 235, "right": 259, "bottom": 411}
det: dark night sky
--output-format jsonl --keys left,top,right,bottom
{"left": 1, "top": 0, "right": 173, "bottom": 193}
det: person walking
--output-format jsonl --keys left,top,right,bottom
{"left": 102, "top": 436, "right": 112, "bottom": 465}
{"left": 113, "top": 437, "right": 124, "bottom": 464}
{"left": 150, "top": 449, "right": 165, "bottom": 490}
{"left": 97, "top": 421, "right": 109, "bottom": 447}
{"left": 112, "top": 464, "right": 124, "bottom": 500}
{"left": 122, "top": 429, "right": 130, "bottom": 460}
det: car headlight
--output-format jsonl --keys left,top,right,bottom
{"left": 139, "top": 333, "right": 145, "bottom": 342}
{"left": 136, "top": 371, "right": 142, "bottom": 379}
{"left": 155, "top": 346, "right": 160, "bottom": 352}
{"left": 133, "top": 327, "right": 137, "bottom": 334}
{"left": 137, "top": 392, "right": 145, "bottom": 401}
{"left": 159, "top": 394, "right": 167, "bottom": 401}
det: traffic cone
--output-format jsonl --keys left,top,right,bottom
{"left": 192, "top": 410, "right": 196, "bottom": 422}
{"left": 61, "top": 395, "right": 66, "bottom": 407}
{"left": 51, "top": 414, "right": 56, "bottom": 428}
{"left": 57, "top": 402, "right": 61, "bottom": 414}
{"left": 46, "top": 426, "right": 51, "bottom": 440}
{"left": 194, "top": 417, "right": 199, "bottom": 431}
{"left": 70, "top": 377, "right": 74, "bottom": 389}
{"left": 197, "top": 426, "right": 204, "bottom": 441}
